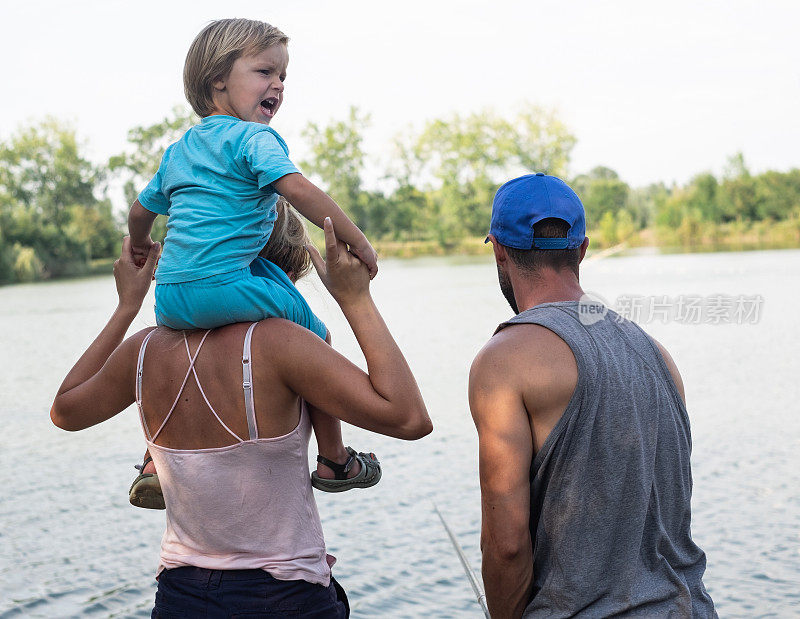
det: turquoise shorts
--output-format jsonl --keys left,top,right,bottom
{"left": 154, "top": 257, "right": 327, "bottom": 339}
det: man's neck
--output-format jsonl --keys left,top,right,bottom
{"left": 514, "top": 271, "right": 585, "bottom": 313}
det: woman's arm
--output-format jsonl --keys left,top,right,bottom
{"left": 266, "top": 218, "right": 431, "bottom": 439}
{"left": 50, "top": 238, "right": 160, "bottom": 431}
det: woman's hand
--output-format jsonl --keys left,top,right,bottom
{"left": 307, "top": 218, "right": 370, "bottom": 307}
{"left": 115, "top": 236, "right": 160, "bottom": 314}
{"left": 131, "top": 235, "right": 156, "bottom": 268}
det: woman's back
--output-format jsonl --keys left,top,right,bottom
{"left": 137, "top": 322, "right": 331, "bottom": 584}
{"left": 138, "top": 322, "right": 301, "bottom": 448}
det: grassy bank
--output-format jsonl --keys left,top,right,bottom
{"left": 375, "top": 218, "right": 799, "bottom": 259}
{"left": 374, "top": 236, "right": 493, "bottom": 258}
{"left": 3, "top": 220, "right": 797, "bottom": 287}
{"left": 649, "top": 218, "right": 800, "bottom": 253}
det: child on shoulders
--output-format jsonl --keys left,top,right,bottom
{"left": 127, "top": 18, "right": 381, "bottom": 508}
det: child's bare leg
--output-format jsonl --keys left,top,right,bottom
{"left": 141, "top": 449, "right": 156, "bottom": 474}
{"left": 311, "top": 406, "right": 361, "bottom": 479}
{"left": 313, "top": 330, "right": 361, "bottom": 479}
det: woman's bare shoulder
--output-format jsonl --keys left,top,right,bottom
{"left": 249, "top": 318, "right": 326, "bottom": 353}
{"left": 122, "top": 326, "right": 158, "bottom": 351}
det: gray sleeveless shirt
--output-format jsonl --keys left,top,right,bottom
{"left": 496, "top": 302, "right": 716, "bottom": 618}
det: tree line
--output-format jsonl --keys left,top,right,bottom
{"left": 1, "top": 105, "right": 798, "bottom": 284}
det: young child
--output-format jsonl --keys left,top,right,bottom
{"left": 127, "top": 19, "right": 380, "bottom": 508}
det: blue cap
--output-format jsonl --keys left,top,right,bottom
{"left": 487, "top": 173, "right": 586, "bottom": 250}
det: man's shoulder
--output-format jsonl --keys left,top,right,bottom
{"left": 471, "top": 323, "right": 574, "bottom": 388}
{"left": 481, "top": 321, "right": 572, "bottom": 362}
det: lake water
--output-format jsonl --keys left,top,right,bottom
{"left": 1, "top": 249, "right": 799, "bottom": 618}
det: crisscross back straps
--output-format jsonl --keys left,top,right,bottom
{"left": 149, "top": 329, "right": 212, "bottom": 442}
{"left": 137, "top": 329, "right": 246, "bottom": 445}
{"left": 179, "top": 331, "right": 245, "bottom": 444}
{"left": 242, "top": 322, "right": 259, "bottom": 441}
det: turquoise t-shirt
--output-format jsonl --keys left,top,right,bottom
{"left": 138, "top": 115, "right": 300, "bottom": 284}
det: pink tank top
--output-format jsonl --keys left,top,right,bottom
{"left": 135, "top": 323, "right": 332, "bottom": 585}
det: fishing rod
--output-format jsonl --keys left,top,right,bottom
{"left": 433, "top": 503, "right": 490, "bottom": 618}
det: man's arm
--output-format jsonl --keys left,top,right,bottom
{"left": 469, "top": 339, "right": 534, "bottom": 618}
{"left": 651, "top": 337, "right": 686, "bottom": 404}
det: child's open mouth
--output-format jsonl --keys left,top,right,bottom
{"left": 260, "top": 98, "right": 278, "bottom": 117}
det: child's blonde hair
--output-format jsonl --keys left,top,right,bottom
{"left": 184, "top": 18, "right": 289, "bottom": 117}
{"left": 260, "top": 198, "right": 312, "bottom": 282}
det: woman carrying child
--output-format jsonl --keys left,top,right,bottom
{"left": 50, "top": 207, "right": 431, "bottom": 616}
{"left": 126, "top": 18, "right": 382, "bottom": 502}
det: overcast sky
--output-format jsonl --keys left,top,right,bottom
{"left": 3, "top": 0, "right": 798, "bottom": 202}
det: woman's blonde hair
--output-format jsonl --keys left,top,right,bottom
{"left": 260, "top": 198, "right": 312, "bottom": 281}
{"left": 184, "top": 18, "right": 288, "bottom": 117}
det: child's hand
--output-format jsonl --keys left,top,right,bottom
{"left": 350, "top": 240, "right": 378, "bottom": 279}
{"left": 131, "top": 236, "right": 156, "bottom": 269}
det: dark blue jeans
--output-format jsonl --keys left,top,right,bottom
{"left": 152, "top": 566, "right": 349, "bottom": 618}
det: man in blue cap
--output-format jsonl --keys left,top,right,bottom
{"left": 469, "top": 173, "right": 716, "bottom": 618}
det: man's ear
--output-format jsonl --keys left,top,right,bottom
{"left": 578, "top": 236, "right": 590, "bottom": 263}
{"left": 487, "top": 234, "right": 508, "bottom": 265}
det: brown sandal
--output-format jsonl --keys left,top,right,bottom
{"left": 129, "top": 455, "right": 165, "bottom": 510}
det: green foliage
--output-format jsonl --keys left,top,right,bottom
{"left": 300, "top": 104, "right": 577, "bottom": 247}
{"left": 300, "top": 107, "right": 371, "bottom": 230}
{"left": 598, "top": 211, "right": 618, "bottom": 247}
{"left": 650, "top": 152, "right": 800, "bottom": 249}
{"left": 653, "top": 154, "right": 800, "bottom": 236}
{"left": 0, "top": 118, "right": 98, "bottom": 226}
{"left": 0, "top": 119, "right": 121, "bottom": 283}
{"left": 718, "top": 154, "right": 759, "bottom": 221}
{"left": 109, "top": 106, "right": 197, "bottom": 203}
{"left": 615, "top": 210, "right": 635, "bottom": 243}
{"left": 685, "top": 173, "right": 720, "bottom": 221}
{"left": 296, "top": 110, "right": 800, "bottom": 252}
{"left": 410, "top": 106, "right": 576, "bottom": 239}
{"left": 593, "top": 209, "right": 635, "bottom": 248}
{"left": 677, "top": 208, "right": 705, "bottom": 245}
{"left": 11, "top": 244, "right": 43, "bottom": 282}
{"left": 3, "top": 106, "right": 799, "bottom": 286}
{"left": 572, "top": 167, "right": 630, "bottom": 226}
{"left": 753, "top": 169, "right": 800, "bottom": 220}
{"left": 627, "top": 183, "right": 668, "bottom": 228}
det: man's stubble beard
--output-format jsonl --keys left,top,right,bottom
{"left": 497, "top": 264, "right": 519, "bottom": 314}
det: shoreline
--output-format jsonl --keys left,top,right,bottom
{"left": 3, "top": 238, "right": 798, "bottom": 288}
